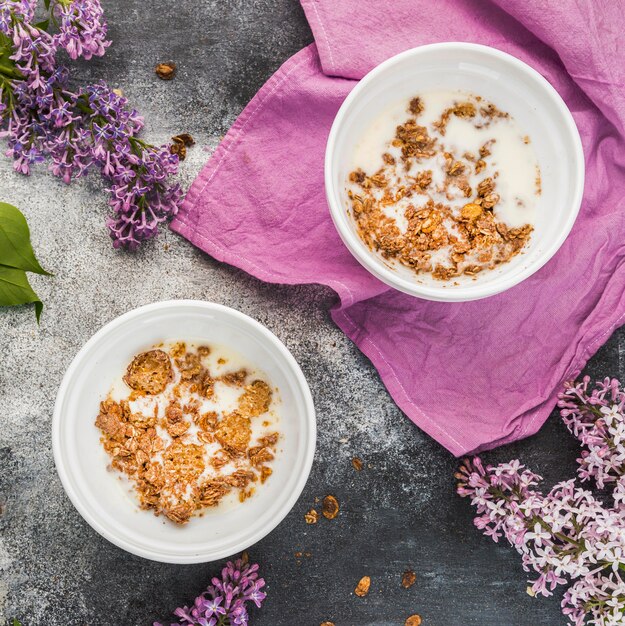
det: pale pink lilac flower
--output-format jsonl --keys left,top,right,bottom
{"left": 559, "top": 377, "right": 625, "bottom": 494}
{"left": 458, "top": 377, "right": 625, "bottom": 625}
{"left": 563, "top": 572, "right": 625, "bottom": 626}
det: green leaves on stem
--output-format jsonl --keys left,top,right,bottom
{"left": 0, "top": 202, "right": 51, "bottom": 322}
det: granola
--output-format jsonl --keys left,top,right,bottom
{"left": 123, "top": 349, "right": 173, "bottom": 395}
{"left": 155, "top": 61, "right": 176, "bottom": 80}
{"left": 351, "top": 457, "right": 363, "bottom": 471}
{"left": 354, "top": 576, "right": 371, "bottom": 597}
{"left": 402, "top": 570, "right": 417, "bottom": 589}
{"left": 96, "top": 342, "right": 280, "bottom": 525}
{"left": 322, "top": 495, "right": 339, "bottom": 520}
{"left": 347, "top": 91, "right": 540, "bottom": 281}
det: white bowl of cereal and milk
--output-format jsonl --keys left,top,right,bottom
{"left": 325, "top": 42, "right": 584, "bottom": 302}
{"left": 52, "top": 301, "right": 316, "bottom": 563}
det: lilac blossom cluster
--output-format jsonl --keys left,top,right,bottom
{"left": 0, "top": 0, "right": 181, "bottom": 249}
{"left": 457, "top": 377, "right": 625, "bottom": 626}
{"left": 154, "top": 558, "right": 266, "bottom": 626}
{"left": 560, "top": 377, "right": 625, "bottom": 501}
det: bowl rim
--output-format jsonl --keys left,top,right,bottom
{"left": 324, "top": 41, "right": 585, "bottom": 302}
{"left": 52, "top": 299, "right": 317, "bottom": 563}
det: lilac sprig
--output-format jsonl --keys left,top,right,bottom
{"left": 154, "top": 558, "right": 267, "bottom": 626}
{"left": 559, "top": 377, "right": 625, "bottom": 494}
{"left": 456, "top": 460, "right": 625, "bottom": 599}
{"left": 563, "top": 571, "right": 625, "bottom": 626}
{"left": 0, "top": 0, "right": 181, "bottom": 249}
{"left": 458, "top": 377, "right": 625, "bottom": 626}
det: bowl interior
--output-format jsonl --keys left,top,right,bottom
{"left": 53, "top": 302, "right": 315, "bottom": 563}
{"left": 327, "top": 44, "right": 583, "bottom": 300}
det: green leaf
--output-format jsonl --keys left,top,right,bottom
{"left": 44, "top": 0, "right": 51, "bottom": 9}
{"left": 0, "top": 33, "right": 20, "bottom": 75}
{"left": 0, "top": 203, "right": 51, "bottom": 275}
{"left": 13, "top": 620, "right": 23, "bottom": 626}
{"left": 35, "top": 18, "right": 50, "bottom": 31}
{"left": 0, "top": 32, "right": 11, "bottom": 50}
{"left": 0, "top": 265, "right": 43, "bottom": 323}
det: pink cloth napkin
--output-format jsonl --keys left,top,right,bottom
{"left": 171, "top": 0, "right": 625, "bottom": 456}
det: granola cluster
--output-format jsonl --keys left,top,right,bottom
{"left": 95, "top": 343, "right": 279, "bottom": 525}
{"left": 347, "top": 94, "right": 538, "bottom": 281}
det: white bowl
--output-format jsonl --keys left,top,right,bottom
{"left": 325, "top": 42, "right": 584, "bottom": 302}
{"left": 52, "top": 300, "right": 316, "bottom": 563}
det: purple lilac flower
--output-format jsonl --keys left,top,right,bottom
{"left": 0, "top": 0, "right": 181, "bottom": 248}
{"left": 0, "top": 1, "right": 36, "bottom": 34}
{"left": 52, "top": 0, "right": 110, "bottom": 60}
{"left": 154, "top": 558, "right": 266, "bottom": 626}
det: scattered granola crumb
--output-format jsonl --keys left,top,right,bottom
{"left": 305, "top": 509, "right": 319, "bottom": 524}
{"left": 172, "top": 133, "right": 195, "bottom": 147}
{"left": 322, "top": 495, "right": 340, "bottom": 519}
{"left": 170, "top": 141, "right": 187, "bottom": 161}
{"left": 170, "top": 134, "right": 195, "bottom": 160}
{"left": 352, "top": 457, "right": 363, "bottom": 471}
{"left": 155, "top": 62, "right": 176, "bottom": 80}
{"left": 405, "top": 615, "right": 422, "bottom": 626}
{"left": 112, "top": 87, "right": 124, "bottom": 97}
{"left": 355, "top": 575, "right": 371, "bottom": 597}
{"left": 320, "top": 622, "right": 335, "bottom": 626}
{"left": 402, "top": 570, "right": 416, "bottom": 589}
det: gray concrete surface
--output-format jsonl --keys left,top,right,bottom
{"left": 0, "top": 2, "right": 622, "bottom": 625}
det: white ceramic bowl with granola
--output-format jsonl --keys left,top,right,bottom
{"left": 325, "top": 42, "right": 584, "bottom": 302}
{"left": 52, "top": 300, "right": 316, "bottom": 563}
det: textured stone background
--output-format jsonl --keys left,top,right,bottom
{"left": 0, "top": 2, "right": 622, "bottom": 625}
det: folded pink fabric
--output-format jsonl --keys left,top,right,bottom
{"left": 171, "top": 0, "right": 625, "bottom": 456}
